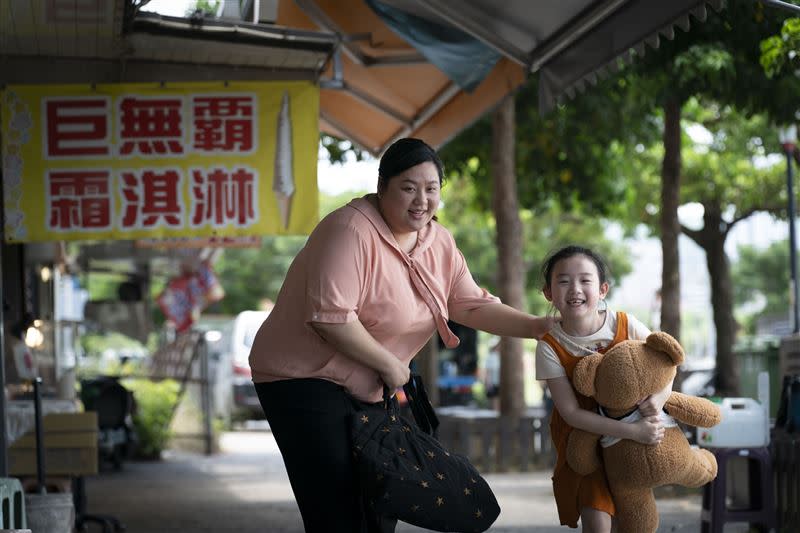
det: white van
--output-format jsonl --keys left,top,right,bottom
{"left": 199, "top": 309, "right": 270, "bottom": 420}
{"left": 229, "top": 309, "right": 270, "bottom": 416}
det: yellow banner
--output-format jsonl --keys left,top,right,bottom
{"left": 2, "top": 81, "right": 319, "bottom": 242}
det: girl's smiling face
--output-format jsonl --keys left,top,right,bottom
{"left": 544, "top": 254, "right": 609, "bottom": 324}
{"left": 378, "top": 161, "right": 441, "bottom": 237}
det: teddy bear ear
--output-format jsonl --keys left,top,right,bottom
{"left": 645, "top": 331, "right": 685, "bottom": 366}
{"left": 573, "top": 353, "right": 603, "bottom": 397}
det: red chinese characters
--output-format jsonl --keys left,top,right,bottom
{"left": 191, "top": 167, "right": 257, "bottom": 227}
{"left": 46, "top": 170, "right": 112, "bottom": 231}
{"left": 119, "top": 97, "right": 184, "bottom": 156}
{"left": 121, "top": 169, "right": 184, "bottom": 228}
{"left": 38, "top": 89, "right": 266, "bottom": 236}
{"left": 192, "top": 95, "right": 256, "bottom": 153}
{"left": 45, "top": 97, "right": 111, "bottom": 158}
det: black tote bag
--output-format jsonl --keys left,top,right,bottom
{"left": 350, "top": 374, "right": 500, "bottom": 532}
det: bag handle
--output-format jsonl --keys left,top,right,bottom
{"left": 403, "top": 374, "right": 440, "bottom": 436}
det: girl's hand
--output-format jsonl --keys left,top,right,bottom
{"left": 631, "top": 416, "right": 665, "bottom": 445}
{"left": 379, "top": 359, "right": 410, "bottom": 391}
{"left": 636, "top": 395, "right": 661, "bottom": 417}
{"left": 531, "top": 315, "right": 558, "bottom": 340}
{"left": 637, "top": 380, "right": 673, "bottom": 417}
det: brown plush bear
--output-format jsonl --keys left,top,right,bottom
{"left": 566, "top": 331, "right": 722, "bottom": 533}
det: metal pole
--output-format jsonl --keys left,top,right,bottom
{"left": 199, "top": 336, "right": 213, "bottom": 456}
{"left": 33, "top": 376, "right": 47, "bottom": 493}
{"left": 0, "top": 180, "right": 8, "bottom": 477}
{"left": 786, "top": 147, "right": 800, "bottom": 333}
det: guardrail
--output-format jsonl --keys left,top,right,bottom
{"left": 436, "top": 406, "right": 554, "bottom": 473}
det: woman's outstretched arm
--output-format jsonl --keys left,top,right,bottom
{"left": 451, "top": 303, "right": 556, "bottom": 340}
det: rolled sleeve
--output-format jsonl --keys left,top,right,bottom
{"left": 305, "top": 221, "right": 366, "bottom": 325}
{"left": 447, "top": 249, "right": 499, "bottom": 316}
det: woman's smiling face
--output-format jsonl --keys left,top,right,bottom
{"left": 378, "top": 161, "right": 441, "bottom": 236}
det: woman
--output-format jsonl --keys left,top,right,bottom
{"left": 249, "top": 138, "right": 555, "bottom": 532}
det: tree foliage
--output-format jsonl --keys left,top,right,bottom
{"left": 320, "top": 135, "right": 370, "bottom": 164}
{"left": 210, "top": 189, "right": 368, "bottom": 315}
{"left": 627, "top": 100, "right": 786, "bottom": 221}
{"left": 636, "top": 2, "right": 800, "bottom": 121}
{"left": 188, "top": 0, "right": 220, "bottom": 17}
{"left": 760, "top": 17, "right": 800, "bottom": 78}
{"left": 439, "top": 75, "right": 657, "bottom": 220}
{"left": 437, "top": 169, "right": 631, "bottom": 315}
{"left": 733, "top": 240, "right": 794, "bottom": 319}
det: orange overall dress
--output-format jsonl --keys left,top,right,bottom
{"left": 541, "top": 311, "right": 629, "bottom": 528}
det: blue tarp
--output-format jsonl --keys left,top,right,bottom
{"left": 366, "top": 0, "right": 500, "bottom": 92}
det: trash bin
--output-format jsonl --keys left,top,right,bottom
{"left": 734, "top": 336, "right": 780, "bottom": 417}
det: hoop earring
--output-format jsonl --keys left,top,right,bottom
{"left": 598, "top": 298, "right": 608, "bottom": 312}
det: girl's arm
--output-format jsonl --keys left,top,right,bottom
{"left": 547, "top": 376, "right": 665, "bottom": 444}
{"left": 311, "top": 321, "right": 410, "bottom": 389}
{"left": 451, "top": 303, "right": 556, "bottom": 340}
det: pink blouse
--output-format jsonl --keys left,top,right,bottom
{"left": 248, "top": 195, "right": 499, "bottom": 401}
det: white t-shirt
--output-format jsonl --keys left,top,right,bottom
{"left": 534, "top": 310, "right": 651, "bottom": 380}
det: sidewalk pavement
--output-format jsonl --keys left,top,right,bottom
{"left": 84, "top": 431, "right": 746, "bottom": 533}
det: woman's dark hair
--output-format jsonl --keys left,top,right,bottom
{"left": 378, "top": 138, "right": 444, "bottom": 188}
{"left": 541, "top": 245, "right": 610, "bottom": 290}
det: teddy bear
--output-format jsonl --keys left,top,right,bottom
{"left": 566, "top": 331, "right": 722, "bottom": 533}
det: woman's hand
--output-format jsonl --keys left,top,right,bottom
{"left": 531, "top": 315, "right": 558, "bottom": 340}
{"left": 379, "top": 358, "right": 410, "bottom": 390}
{"left": 630, "top": 416, "right": 665, "bottom": 445}
{"left": 311, "top": 321, "right": 410, "bottom": 390}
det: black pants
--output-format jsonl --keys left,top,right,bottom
{"left": 255, "top": 378, "right": 397, "bottom": 533}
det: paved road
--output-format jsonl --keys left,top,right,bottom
{"left": 84, "top": 431, "right": 744, "bottom": 532}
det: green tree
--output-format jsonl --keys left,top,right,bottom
{"left": 627, "top": 100, "right": 786, "bottom": 395}
{"left": 681, "top": 107, "right": 784, "bottom": 395}
{"left": 211, "top": 236, "right": 307, "bottom": 314}
{"left": 606, "top": 1, "right": 800, "bottom": 394}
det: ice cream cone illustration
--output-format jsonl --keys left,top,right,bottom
{"left": 273, "top": 91, "right": 295, "bottom": 229}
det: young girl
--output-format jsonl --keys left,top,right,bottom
{"left": 535, "top": 245, "right": 671, "bottom": 532}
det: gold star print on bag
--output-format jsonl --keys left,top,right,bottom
{"left": 349, "top": 374, "right": 500, "bottom": 532}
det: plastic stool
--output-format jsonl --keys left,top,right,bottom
{"left": 0, "top": 477, "right": 27, "bottom": 529}
{"left": 700, "top": 447, "right": 776, "bottom": 533}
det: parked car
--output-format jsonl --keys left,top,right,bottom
{"left": 229, "top": 310, "right": 270, "bottom": 417}
{"left": 197, "top": 309, "right": 270, "bottom": 421}
{"left": 679, "top": 357, "right": 716, "bottom": 398}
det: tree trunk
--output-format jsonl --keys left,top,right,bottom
{"left": 660, "top": 98, "right": 683, "bottom": 341}
{"left": 491, "top": 95, "right": 526, "bottom": 417}
{"left": 690, "top": 207, "right": 740, "bottom": 397}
